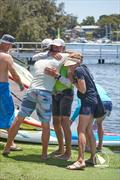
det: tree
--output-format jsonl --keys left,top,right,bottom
{"left": 81, "top": 16, "right": 95, "bottom": 25}
{"left": 96, "top": 14, "right": 120, "bottom": 39}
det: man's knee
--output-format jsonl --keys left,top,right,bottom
{"left": 15, "top": 115, "right": 25, "bottom": 124}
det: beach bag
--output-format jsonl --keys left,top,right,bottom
{"left": 94, "top": 94, "right": 106, "bottom": 118}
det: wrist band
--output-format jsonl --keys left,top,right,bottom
{"left": 19, "top": 83, "right": 24, "bottom": 88}
{"left": 55, "top": 75, "right": 61, "bottom": 80}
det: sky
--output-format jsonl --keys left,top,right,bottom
{"left": 56, "top": 0, "right": 120, "bottom": 23}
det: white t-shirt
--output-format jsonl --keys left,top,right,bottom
{"left": 29, "top": 53, "right": 68, "bottom": 92}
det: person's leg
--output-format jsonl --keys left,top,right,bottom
{"left": 67, "top": 115, "right": 90, "bottom": 169}
{"left": 96, "top": 117, "right": 104, "bottom": 151}
{"left": 86, "top": 117, "right": 96, "bottom": 162}
{"left": 3, "top": 90, "right": 37, "bottom": 155}
{"left": 77, "top": 115, "right": 92, "bottom": 163}
{"left": 52, "top": 116, "right": 64, "bottom": 155}
{"left": 52, "top": 94, "right": 64, "bottom": 155}
{"left": 61, "top": 116, "right": 71, "bottom": 159}
{"left": 7, "top": 129, "right": 22, "bottom": 151}
{"left": 7, "top": 129, "right": 15, "bottom": 147}
{"left": 3, "top": 115, "right": 25, "bottom": 154}
{"left": 41, "top": 122, "right": 50, "bottom": 159}
{"left": 58, "top": 92, "right": 73, "bottom": 160}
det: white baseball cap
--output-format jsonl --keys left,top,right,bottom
{"left": 51, "top": 38, "right": 65, "bottom": 47}
{"left": 41, "top": 38, "right": 53, "bottom": 50}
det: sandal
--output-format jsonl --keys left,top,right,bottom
{"left": 10, "top": 146, "right": 23, "bottom": 151}
{"left": 48, "top": 150, "right": 63, "bottom": 157}
{"left": 56, "top": 154, "right": 71, "bottom": 161}
{"left": 67, "top": 161, "right": 86, "bottom": 170}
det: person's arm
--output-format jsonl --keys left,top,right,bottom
{"left": 32, "top": 52, "right": 48, "bottom": 61}
{"left": 74, "top": 68, "right": 86, "bottom": 94}
{"left": 44, "top": 67, "right": 72, "bottom": 87}
{"left": 75, "top": 79, "right": 86, "bottom": 94}
{"left": 7, "top": 55, "right": 24, "bottom": 91}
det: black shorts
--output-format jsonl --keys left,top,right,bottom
{"left": 52, "top": 89, "right": 74, "bottom": 117}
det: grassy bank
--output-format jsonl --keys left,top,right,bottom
{"left": 0, "top": 141, "right": 120, "bottom": 180}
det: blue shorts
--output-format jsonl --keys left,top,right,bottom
{"left": 79, "top": 102, "right": 97, "bottom": 116}
{"left": 103, "top": 101, "right": 112, "bottom": 116}
{"left": 18, "top": 89, "right": 52, "bottom": 123}
{"left": 0, "top": 82, "right": 15, "bottom": 129}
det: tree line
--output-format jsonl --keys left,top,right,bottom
{"left": 0, "top": 0, "right": 120, "bottom": 41}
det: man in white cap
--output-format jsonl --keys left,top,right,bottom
{"left": 0, "top": 34, "right": 24, "bottom": 150}
{"left": 32, "top": 38, "right": 53, "bottom": 61}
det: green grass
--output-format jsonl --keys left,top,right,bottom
{"left": 0, "top": 141, "right": 120, "bottom": 180}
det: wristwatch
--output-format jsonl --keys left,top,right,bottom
{"left": 55, "top": 74, "right": 61, "bottom": 80}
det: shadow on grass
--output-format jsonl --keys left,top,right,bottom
{"left": 4, "top": 154, "right": 74, "bottom": 168}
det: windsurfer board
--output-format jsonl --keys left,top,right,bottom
{"left": 0, "top": 129, "right": 120, "bottom": 147}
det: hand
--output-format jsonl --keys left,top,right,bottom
{"left": 69, "top": 120, "right": 73, "bottom": 126}
{"left": 44, "top": 67, "right": 59, "bottom": 77}
{"left": 49, "top": 52, "right": 62, "bottom": 60}
{"left": 67, "top": 69, "right": 74, "bottom": 82}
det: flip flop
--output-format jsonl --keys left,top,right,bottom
{"left": 67, "top": 161, "right": 86, "bottom": 170}
{"left": 48, "top": 150, "right": 63, "bottom": 157}
{"left": 10, "top": 146, "right": 23, "bottom": 151}
{"left": 56, "top": 155, "right": 71, "bottom": 161}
